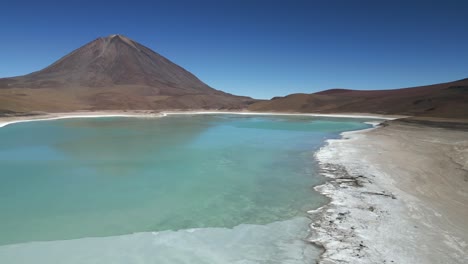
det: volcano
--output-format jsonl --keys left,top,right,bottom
{"left": 0, "top": 34, "right": 254, "bottom": 112}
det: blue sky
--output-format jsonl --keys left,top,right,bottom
{"left": 1, "top": 0, "right": 467, "bottom": 99}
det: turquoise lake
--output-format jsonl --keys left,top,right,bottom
{"left": 0, "top": 114, "right": 372, "bottom": 263}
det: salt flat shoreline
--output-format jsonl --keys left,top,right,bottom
{"left": 0, "top": 111, "right": 163, "bottom": 128}
{"left": 0, "top": 110, "right": 401, "bottom": 128}
{"left": 3, "top": 110, "right": 465, "bottom": 263}
{"left": 310, "top": 120, "right": 468, "bottom": 263}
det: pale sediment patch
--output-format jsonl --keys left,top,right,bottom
{"left": 0, "top": 217, "right": 321, "bottom": 264}
{"left": 309, "top": 121, "right": 468, "bottom": 263}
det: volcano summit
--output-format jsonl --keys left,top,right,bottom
{"left": 0, "top": 35, "right": 254, "bottom": 112}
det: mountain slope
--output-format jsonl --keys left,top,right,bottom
{"left": 249, "top": 78, "right": 468, "bottom": 119}
{"left": 0, "top": 35, "right": 254, "bottom": 112}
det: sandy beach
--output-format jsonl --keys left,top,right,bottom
{"left": 311, "top": 119, "right": 468, "bottom": 263}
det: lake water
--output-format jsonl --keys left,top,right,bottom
{"left": 0, "top": 114, "right": 372, "bottom": 263}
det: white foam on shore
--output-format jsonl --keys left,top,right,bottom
{"left": 0, "top": 217, "right": 321, "bottom": 264}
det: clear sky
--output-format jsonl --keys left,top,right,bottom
{"left": 1, "top": 0, "right": 467, "bottom": 99}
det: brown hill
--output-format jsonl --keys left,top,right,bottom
{"left": 0, "top": 34, "right": 255, "bottom": 112}
{"left": 249, "top": 78, "right": 468, "bottom": 119}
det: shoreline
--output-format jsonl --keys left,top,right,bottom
{"left": 161, "top": 110, "right": 401, "bottom": 120}
{"left": 0, "top": 111, "right": 164, "bottom": 128}
{"left": 310, "top": 120, "right": 468, "bottom": 263}
{"left": 0, "top": 110, "right": 400, "bottom": 129}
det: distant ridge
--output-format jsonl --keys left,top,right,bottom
{"left": 0, "top": 34, "right": 255, "bottom": 112}
{"left": 0, "top": 35, "right": 465, "bottom": 118}
{"left": 314, "top": 89, "right": 353, "bottom": 95}
{"left": 249, "top": 78, "right": 468, "bottom": 119}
